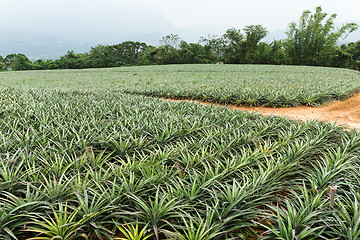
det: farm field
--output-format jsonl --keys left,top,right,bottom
{"left": 171, "top": 91, "right": 360, "bottom": 130}
{"left": 1, "top": 64, "right": 360, "bottom": 107}
{"left": 0, "top": 65, "right": 360, "bottom": 239}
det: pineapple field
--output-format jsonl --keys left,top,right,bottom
{"left": 0, "top": 65, "right": 360, "bottom": 239}
{"left": 1, "top": 64, "right": 360, "bottom": 107}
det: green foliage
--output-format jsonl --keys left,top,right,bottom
{"left": 32, "top": 59, "right": 50, "bottom": 70}
{"left": 199, "top": 34, "right": 224, "bottom": 62}
{"left": 89, "top": 41, "right": 149, "bottom": 68}
{"left": 0, "top": 204, "right": 34, "bottom": 240}
{"left": 128, "top": 190, "right": 181, "bottom": 240}
{"left": 261, "top": 186, "right": 327, "bottom": 239}
{"left": 116, "top": 223, "right": 153, "bottom": 240}
{"left": 27, "top": 203, "right": 97, "bottom": 239}
{"left": 163, "top": 216, "right": 224, "bottom": 240}
{"left": 244, "top": 25, "right": 269, "bottom": 48}
{"left": 0, "top": 84, "right": 358, "bottom": 238}
{"left": 0, "top": 55, "right": 5, "bottom": 71}
{"left": 3, "top": 53, "right": 33, "bottom": 71}
{"left": 285, "top": 6, "right": 359, "bottom": 66}
{"left": 3, "top": 6, "right": 360, "bottom": 71}
{"left": 160, "top": 34, "right": 181, "bottom": 49}
{"left": 0, "top": 9, "right": 359, "bottom": 240}
{"left": 1, "top": 64, "right": 360, "bottom": 107}
{"left": 328, "top": 193, "right": 360, "bottom": 239}
{"left": 221, "top": 25, "right": 269, "bottom": 64}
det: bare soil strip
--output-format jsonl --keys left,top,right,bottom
{"left": 164, "top": 92, "right": 360, "bottom": 130}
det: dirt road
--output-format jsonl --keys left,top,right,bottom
{"left": 165, "top": 93, "right": 360, "bottom": 130}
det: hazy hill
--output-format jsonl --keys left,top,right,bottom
{"left": 0, "top": 5, "right": 358, "bottom": 61}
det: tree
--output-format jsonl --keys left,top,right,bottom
{"left": 222, "top": 25, "right": 268, "bottom": 64}
{"left": 243, "top": 25, "right": 268, "bottom": 49}
{"left": 32, "top": 59, "right": 50, "bottom": 70}
{"left": 284, "top": 6, "right": 358, "bottom": 66}
{"left": 0, "top": 55, "right": 5, "bottom": 70}
{"left": 179, "top": 41, "right": 210, "bottom": 64}
{"left": 160, "top": 34, "right": 181, "bottom": 49}
{"left": 243, "top": 25, "right": 269, "bottom": 63}
{"left": 222, "top": 28, "right": 244, "bottom": 63}
{"left": 269, "top": 40, "right": 290, "bottom": 65}
{"left": 4, "top": 53, "right": 33, "bottom": 71}
{"left": 330, "top": 46, "right": 355, "bottom": 68}
{"left": 88, "top": 41, "right": 149, "bottom": 67}
{"left": 156, "top": 34, "right": 183, "bottom": 64}
{"left": 346, "top": 41, "right": 360, "bottom": 61}
{"left": 89, "top": 45, "right": 113, "bottom": 68}
{"left": 137, "top": 45, "right": 157, "bottom": 65}
{"left": 56, "top": 51, "right": 89, "bottom": 69}
{"left": 341, "top": 41, "right": 360, "bottom": 69}
{"left": 151, "top": 45, "right": 181, "bottom": 65}
{"left": 112, "top": 41, "right": 148, "bottom": 65}
{"left": 199, "top": 34, "right": 224, "bottom": 62}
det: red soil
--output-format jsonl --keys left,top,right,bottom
{"left": 164, "top": 92, "right": 360, "bottom": 130}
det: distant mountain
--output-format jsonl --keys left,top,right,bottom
{"left": 0, "top": 24, "right": 227, "bottom": 60}
{"left": 0, "top": 11, "right": 359, "bottom": 60}
{"left": 0, "top": 28, "right": 164, "bottom": 60}
{"left": 0, "top": 5, "right": 176, "bottom": 59}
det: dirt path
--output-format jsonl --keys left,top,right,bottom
{"left": 165, "top": 93, "right": 360, "bottom": 130}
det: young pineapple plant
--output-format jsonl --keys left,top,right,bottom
{"left": 0, "top": 68, "right": 358, "bottom": 240}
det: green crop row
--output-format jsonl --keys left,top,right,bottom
{"left": 0, "top": 88, "right": 359, "bottom": 239}
{"left": 1, "top": 64, "right": 360, "bottom": 107}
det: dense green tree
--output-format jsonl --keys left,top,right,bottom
{"left": 114, "top": 41, "right": 148, "bottom": 65}
{"left": 137, "top": 45, "right": 157, "bottom": 65}
{"left": 32, "top": 59, "right": 51, "bottom": 70}
{"left": 4, "top": 53, "right": 33, "bottom": 71}
{"left": 0, "top": 55, "right": 5, "bottom": 70}
{"left": 344, "top": 41, "right": 360, "bottom": 69}
{"left": 244, "top": 25, "right": 268, "bottom": 49}
{"left": 243, "top": 25, "right": 269, "bottom": 63}
{"left": 249, "top": 42, "right": 272, "bottom": 64}
{"left": 284, "top": 6, "right": 358, "bottom": 66}
{"left": 153, "top": 45, "right": 181, "bottom": 65}
{"left": 160, "top": 34, "right": 181, "bottom": 49}
{"left": 269, "top": 40, "right": 290, "bottom": 65}
{"left": 335, "top": 41, "right": 360, "bottom": 69}
{"left": 347, "top": 41, "right": 360, "bottom": 60}
{"left": 146, "top": 35, "right": 184, "bottom": 65}
{"left": 199, "top": 34, "right": 224, "bottom": 62}
{"left": 3, "top": 54, "right": 16, "bottom": 70}
{"left": 222, "top": 28, "right": 244, "bottom": 63}
{"left": 222, "top": 25, "right": 268, "bottom": 64}
{"left": 179, "top": 41, "right": 210, "bottom": 64}
{"left": 88, "top": 45, "right": 113, "bottom": 68}
{"left": 55, "top": 51, "right": 89, "bottom": 69}
{"left": 46, "top": 60, "right": 59, "bottom": 70}
{"left": 89, "top": 41, "right": 149, "bottom": 67}
{"left": 331, "top": 46, "right": 355, "bottom": 68}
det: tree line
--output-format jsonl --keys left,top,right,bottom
{"left": 1, "top": 7, "right": 360, "bottom": 71}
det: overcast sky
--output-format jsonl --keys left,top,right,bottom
{"left": 1, "top": 0, "right": 359, "bottom": 58}
{"left": 114, "top": 0, "right": 360, "bottom": 30}
{"left": 1, "top": 0, "right": 359, "bottom": 30}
